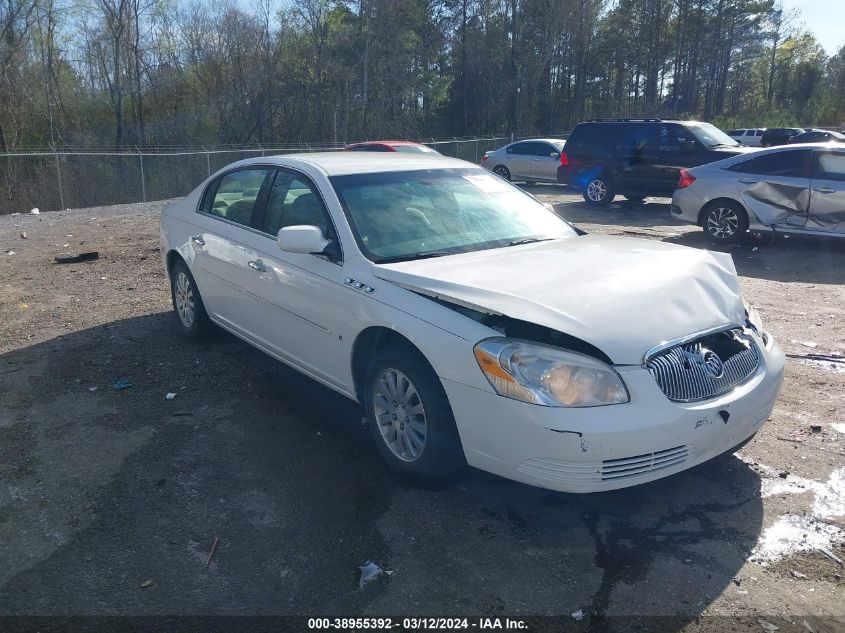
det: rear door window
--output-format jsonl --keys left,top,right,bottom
{"left": 507, "top": 142, "right": 531, "bottom": 155}
{"left": 730, "top": 150, "right": 809, "bottom": 177}
{"left": 200, "top": 169, "right": 270, "bottom": 227}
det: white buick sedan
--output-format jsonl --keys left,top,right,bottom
{"left": 160, "top": 153, "right": 785, "bottom": 492}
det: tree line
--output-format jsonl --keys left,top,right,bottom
{"left": 1, "top": 0, "right": 843, "bottom": 151}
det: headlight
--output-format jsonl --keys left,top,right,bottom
{"left": 745, "top": 303, "right": 763, "bottom": 332}
{"left": 473, "top": 338, "right": 629, "bottom": 407}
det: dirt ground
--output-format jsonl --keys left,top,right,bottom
{"left": 0, "top": 189, "right": 843, "bottom": 631}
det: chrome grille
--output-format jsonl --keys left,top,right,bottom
{"left": 646, "top": 328, "right": 760, "bottom": 402}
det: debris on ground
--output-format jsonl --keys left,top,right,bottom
{"left": 165, "top": 392, "right": 177, "bottom": 400}
{"left": 571, "top": 609, "right": 585, "bottom": 621}
{"left": 206, "top": 536, "right": 220, "bottom": 566}
{"left": 818, "top": 546, "right": 843, "bottom": 566}
{"left": 778, "top": 471, "right": 789, "bottom": 478}
{"left": 140, "top": 580, "right": 153, "bottom": 588}
{"left": 358, "top": 561, "right": 383, "bottom": 589}
{"left": 6, "top": 250, "right": 15, "bottom": 256}
{"left": 30, "top": 208, "right": 40, "bottom": 215}
{"left": 810, "top": 425, "right": 822, "bottom": 433}
{"left": 113, "top": 379, "right": 135, "bottom": 390}
{"left": 758, "top": 619, "right": 779, "bottom": 632}
{"left": 20, "top": 232, "right": 26, "bottom": 239}
{"left": 88, "top": 386, "right": 97, "bottom": 392}
{"left": 790, "top": 570, "right": 808, "bottom": 580}
{"left": 55, "top": 251, "right": 99, "bottom": 264}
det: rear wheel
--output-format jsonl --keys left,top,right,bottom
{"left": 170, "top": 260, "right": 212, "bottom": 337}
{"left": 583, "top": 174, "right": 616, "bottom": 206}
{"left": 363, "top": 346, "right": 466, "bottom": 484}
{"left": 493, "top": 165, "right": 511, "bottom": 181}
{"left": 702, "top": 201, "right": 749, "bottom": 245}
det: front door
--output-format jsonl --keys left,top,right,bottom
{"left": 807, "top": 149, "right": 845, "bottom": 233}
{"left": 529, "top": 142, "right": 562, "bottom": 182}
{"left": 237, "top": 168, "right": 354, "bottom": 391}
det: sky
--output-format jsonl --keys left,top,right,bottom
{"left": 781, "top": 0, "right": 843, "bottom": 55}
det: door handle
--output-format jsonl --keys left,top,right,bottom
{"left": 738, "top": 179, "right": 758, "bottom": 184}
{"left": 248, "top": 260, "right": 266, "bottom": 273}
{"left": 813, "top": 187, "right": 835, "bottom": 194}
{"left": 191, "top": 235, "right": 205, "bottom": 246}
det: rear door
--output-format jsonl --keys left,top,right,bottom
{"left": 529, "top": 142, "right": 562, "bottom": 181}
{"left": 729, "top": 149, "right": 811, "bottom": 227}
{"left": 807, "top": 148, "right": 845, "bottom": 233}
{"left": 190, "top": 167, "right": 274, "bottom": 338}
{"left": 614, "top": 123, "right": 660, "bottom": 193}
{"left": 503, "top": 142, "right": 533, "bottom": 179}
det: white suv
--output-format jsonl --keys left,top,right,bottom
{"left": 727, "top": 128, "right": 766, "bottom": 147}
{"left": 160, "top": 153, "right": 784, "bottom": 493}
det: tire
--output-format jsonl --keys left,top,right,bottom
{"left": 493, "top": 165, "right": 511, "bottom": 181}
{"left": 170, "top": 259, "right": 213, "bottom": 338}
{"left": 363, "top": 346, "right": 466, "bottom": 484}
{"left": 582, "top": 173, "right": 616, "bottom": 206}
{"left": 623, "top": 194, "right": 646, "bottom": 204}
{"left": 702, "top": 200, "right": 749, "bottom": 245}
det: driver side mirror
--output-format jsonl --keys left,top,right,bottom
{"left": 278, "top": 225, "right": 330, "bottom": 255}
{"left": 551, "top": 152, "right": 560, "bottom": 159}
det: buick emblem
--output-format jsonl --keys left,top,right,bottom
{"left": 701, "top": 348, "right": 724, "bottom": 379}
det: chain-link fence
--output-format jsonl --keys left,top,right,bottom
{"left": 0, "top": 135, "right": 552, "bottom": 214}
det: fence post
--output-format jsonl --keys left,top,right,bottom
{"left": 475, "top": 137, "right": 478, "bottom": 163}
{"left": 53, "top": 146, "right": 65, "bottom": 210}
{"left": 202, "top": 146, "right": 210, "bottom": 177}
{"left": 260, "top": 144, "right": 265, "bottom": 157}
{"left": 137, "top": 146, "right": 147, "bottom": 202}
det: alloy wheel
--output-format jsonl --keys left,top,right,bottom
{"left": 174, "top": 271, "right": 195, "bottom": 328}
{"left": 586, "top": 179, "right": 607, "bottom": 202}
{"left": 707, "top": 207, "right": 739, "bottom": 239}
{"left": 372, "top": 368, "right": 427, "bottom": 463}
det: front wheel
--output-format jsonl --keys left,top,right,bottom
{"left": 583, "top": 174, "right": 616, "bottom": 206}
{"left": 363, "top": 347, "right": 466, "bottom": 484}
{"left": 702, "top": 201, "right": 749, "bottom": 245}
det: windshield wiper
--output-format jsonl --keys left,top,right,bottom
{"left": 506, "top": 237, "right": 556, "bottom": 247}
{"left": 374, "top": 251, "right": 451, "bottom": 264}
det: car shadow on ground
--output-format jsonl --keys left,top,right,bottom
{"left": 0, "top": 312, "right": 763, "bottom": 624}
{"left": 663, "top": 230, "right": 845, "bottom": 285}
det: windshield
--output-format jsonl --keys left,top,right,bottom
{"left": 687, "top": 122, "right": 740, "bottom": 147}
{"left": 330, "top": 168, "right": 577, "bottom": 262}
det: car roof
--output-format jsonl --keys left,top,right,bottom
{"left": 345, "top": 140, "right": 428, "bottom": 148}
{"left": 227, "top": 152, "right": 473, "bottom": 176}
{"left": 512, "top": 138, "right": 566, "bottom": 143}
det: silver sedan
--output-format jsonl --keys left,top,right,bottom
{"left": 671, "top": 143, "right": 845, "bottom": 243}
{"left": 481, "top": 138, "right": 566, "bottom": 184}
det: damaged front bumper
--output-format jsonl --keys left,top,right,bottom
{"left": 443, "top": 332, "right": 785, "bottom": 493}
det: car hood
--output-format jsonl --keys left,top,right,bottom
{"left": 372, "top": 235, "right": 745, "bottom": 365}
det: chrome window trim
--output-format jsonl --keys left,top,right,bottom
{"left": 195, "top": 163, "right": 344, "bottom": 264}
